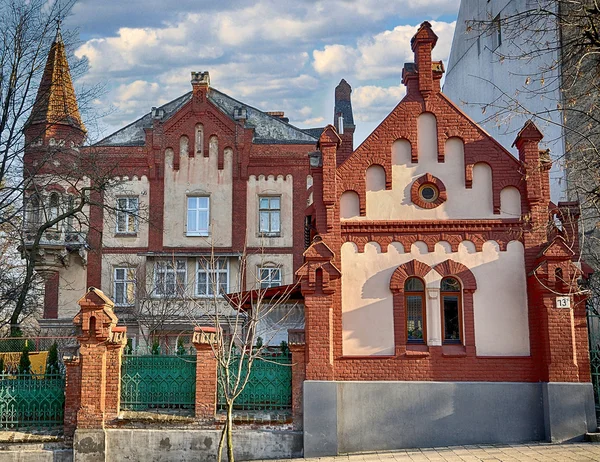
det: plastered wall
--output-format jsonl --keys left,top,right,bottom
{"left": 163, "top": 139, "right": 233, "bottom": 247}
{"left": 341, "top": 114, "right": 521, "bottom": 220}
{"left": 58, "top": 256, "right": 88, "bottom": 319}
{"left": 102, "top": 176, "right": 149, "bottom": 248}
{"left": 246, "top": 174, "right": 293, "bottom": 248}
{"left": 340, "top": 239, "right": 529, "bottom": 357}
{"left": 245, "top": 253, "right": 294, "bottom": 289}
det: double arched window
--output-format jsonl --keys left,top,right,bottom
{"left": 404, "top": 277, "right": 426, "bottom": 343}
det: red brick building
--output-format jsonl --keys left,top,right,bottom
{"left": 22, "top": 22, "right": 595, "bottom": 455}
{"left": 298, "top": 22, "right": 595, "bottom": 456}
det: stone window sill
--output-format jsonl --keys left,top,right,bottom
{"left": 442, "top": 344, "right": 467, "bottom": 357}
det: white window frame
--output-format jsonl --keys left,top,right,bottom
{"left": 114, "top": 267, "right": 136, "bottom": 307}
{"left": 258, "top": 195, "right": 281, "bottom": 236}
{"left": 153, "top": 260, "right": 187, "bottom": 297}
{"left": 195, "top": 258, "right": 229, "bottom": 297}
{"left": 116, "top": 197, "right": 139, "bottom": 234}
{"left": 259, "top": 267, "right": 282, "bottom": 289}
{"left": 187, "top": 196, "right": 210, "bottom": 236}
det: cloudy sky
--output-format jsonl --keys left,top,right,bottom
{"left": 64, "top": 0, "right": 460, "bottom": 145}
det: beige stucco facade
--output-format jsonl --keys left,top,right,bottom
{"left": 245, "top": 253, "right": 294, "bottom": 290}
{"left": 246, "top": 174, "right": 294, "bottom": 248}
{"left": 340, "top": 239, "right": 529, "bottom": 357}
{"left": 163, "top": 139, "right": 233, "bottom": 248}
{"left": 58, "top": 255, "right": 88, "bottom": 319}
{"left": 102, "top": 176, "right": 150, "bottom": 248}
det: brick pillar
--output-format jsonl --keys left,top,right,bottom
{"left": 72, "top": 287, "right": 123, "bottom": 428}
{"left": 104, "top": 327, "right": 127, "bottom": 422}
{"left": 192, "top": 326, "right": 218, "bottom": 420}
{"left": 288, "top": 330, "right": 306, "bottom": 430}
{"left": 63, "top": 357, "right": 81, "bottom": 437}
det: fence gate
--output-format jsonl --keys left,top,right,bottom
{"left": 120, "top": 355, "right": 196, "bottom": 412}
{"left": 217, "top": 354, "right": 292, "bottom": 411}
{"left": 588, "top": 311, "right": 600, "bottom": 422}
{"left": 0, "top": 373, "right": 65, "bottom": 430}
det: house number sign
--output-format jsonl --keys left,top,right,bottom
{"left": 556, "top": 296, "right": 571, "bottom": 309}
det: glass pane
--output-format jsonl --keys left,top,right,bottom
{"left": 443, "top": 295, "right": 460, "bottom": 342}
{"left": 188, "top": 197, "right": 197, "bottom": 210}
{"left": 441, "top": 277, "right": 460, "bottom": 292}
{"left": 198, "top": 210, "right": 208, "bottom": 233}
{"left": 404, "top": 277, "right": 424, "bottom": 292}
{"left": 188, "top": 209, "right": 197, "bottom": 232}
{"left": 270, "top": 197, "right": 280, "bottom": 210}
{"left": 272, "top": 269, "right": 281, "bottom": 284}
{"left": 127, "top": 214, "right": 136, "bottom": 233}
{"left": 259, "top": 197, "right": 269, "bottom": 210}
{"left": 115, "top": 268, "right": 125, "bottom": 280}
{"left": 270, "top": 211, "right": 280, "bottom": 233}
{"left": 118, "top": 198, "right": 128, "bottom": 210}
{"left": 198, "top": 196, "right": 209, "bottom": 210}
{"left": 177, "top": 260, "right": 187, "bottom": 270}
{"left": 115, "top": 282, "right": 124, "bottom": 304}
{"left": 117, "top": 211, "right": 126, "bottom": 232}
{"left": 259, "top": 211, "right": 269, "bottom": 232}
{"left": 406, "top": 295, "right": 424, "bottom": 342}
{"left": 197, "top": 272, "right": 207, "bottom": 295}
{"left": 260, "top": 269, "right": 269, "bottom": 280}
{"left": 218, "top": 273, "right": 227, "bottom": 294}
{"left": 126, "top": 268, "right": 136, "bottom": 280}
{"left": 217, "top": 258, "right": 227, "bottom": 269}
{"left": 126, "top": 282, "right": 135, "bottom": 304}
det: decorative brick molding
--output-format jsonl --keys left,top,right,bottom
{"left": 390, "top": 260, "right": 433, "bottom": 292}
{"left": 410, "top": 173, "right": 447, "bottom": 209}
{"left": 432, "top": 259, "right": 477, "bottom": 291}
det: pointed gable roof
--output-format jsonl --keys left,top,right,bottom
{"left": 27, "top": 28, "right": 85, "bottom": 133}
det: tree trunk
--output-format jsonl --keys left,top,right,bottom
{"left": 227, "top": 403, "right": 234, "bottom": 462}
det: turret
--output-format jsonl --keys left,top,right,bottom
{"left": 24, "top": 27, "right": 86, "bottom": 151}
{"left": 333, "top": 79, "right": 355, "bottom": 165}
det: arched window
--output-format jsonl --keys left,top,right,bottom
{"left": 27, "top": 194, "right": 41, "bottom": 228}
{"left": 441, "top": 277, "right": 462, "bottom": 344}
{"left": 48, "top": 193, "right": 60, "bottom": 224}
{"left": 405, "top": 277, "right": 426, "bottom": 343}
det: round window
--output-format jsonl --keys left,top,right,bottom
{"left": 419, "top": 184, "right": 439, "bottom": 202}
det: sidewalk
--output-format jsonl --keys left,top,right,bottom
{"left": 252, "top": 442, "right": 600, "bottom": 462}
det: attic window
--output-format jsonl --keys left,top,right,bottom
{"left": 419, "top": 184, "right": 439, "bottom": 203}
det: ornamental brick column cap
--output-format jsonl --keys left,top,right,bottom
{"left": 73, "top": 287, "right": 119, "bottom": 342}
{"left": 192, "top": 326, "right": 220, "bottom": 345}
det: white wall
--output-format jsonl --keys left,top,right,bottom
{"left": 340, "top": 239, "right": 529, "bottom": 357}
{"left": 344, "top": 125, "right": 520, "bottom": 220}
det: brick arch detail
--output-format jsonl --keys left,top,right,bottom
{"left": 389, "top": 259, "right": 433, "bottom": 292}
{"left": 432, "top": 259, "right": 477, "bottom": 291}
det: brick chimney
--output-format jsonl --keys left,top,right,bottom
{"left": 191, "top": 71, "right": 210, "bottom": 101}
{"left": 402, "top": 22, "right": 444, "bottom": 99}
{"left": 333, "top": 79, "right": 355, "bottom": 166}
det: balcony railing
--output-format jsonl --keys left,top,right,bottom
{"left": 22, "top": 228, "right": 87, "bottom": 248}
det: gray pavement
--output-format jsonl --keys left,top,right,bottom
{"left": 251, "top": 442, "right": 600, "bottom": 462}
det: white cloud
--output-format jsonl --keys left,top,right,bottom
{"left": 313, "top": 45, "right": 359, "bottom": 75}
{"left": 312, "top": 21, "right": 456, "bottom": 80}
{"left": 353, "top": 85, "right": 407, "bottom": 122}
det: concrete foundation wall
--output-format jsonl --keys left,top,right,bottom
{"left": 103, "top": 428, "right": 302, "bottom": 461}
{"left": 304, "top": 381, "right": 595, "bottom": 457}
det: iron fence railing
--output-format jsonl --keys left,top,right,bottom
{"left": 588, "top": 312, "right": 600, "bottom": 422}
{"left": 0, "top": 373, "right": 65, "bottom": 430}
{"left": 120, "top": 355, "right": 197, "bottom": 411}
{"left": 217, "top": 354, "right": 292, "bottom": 411}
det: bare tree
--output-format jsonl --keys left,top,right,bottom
{"left": 455, "top": 0, "right": 600, "bottom": 305}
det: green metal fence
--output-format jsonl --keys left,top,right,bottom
{"left": 120, "top": 355, "right": 197, "bottom": 411}
{"left": 217, "top": 354, "right": 292, "bottom": 411}
{"left": 0, "top": 373, "right": 65, "bottom": 430}
{"left": 588, "top": 311, "right": 600, "bottom": 422}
